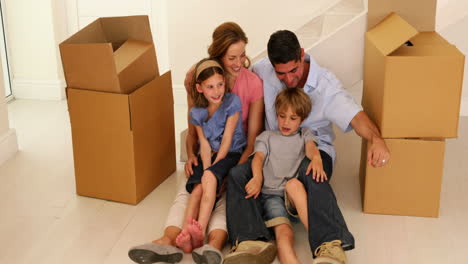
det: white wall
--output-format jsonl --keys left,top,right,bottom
{"left": 0, "top": 57, "right": 18, "bottom": 165}
{"left": 436, "top": 0, "right": 468, "bottom": 31}
{"left": 439, "top": 14, "right": 468, "bottom": 116}
{"left": 4, "top": 0, "right": 65, "bottom": 100}
{"left": 0, "top": 64, "right": 8, "bottom": 135}
{"left": 168, "top": 0, "right": 333, "bottom": 92}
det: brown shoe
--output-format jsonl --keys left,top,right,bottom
{"left": 223, "top": 240, "right": 276, "bottom": 264}
{"left": 312, "top": 240, "right": 347, "bottom": 264}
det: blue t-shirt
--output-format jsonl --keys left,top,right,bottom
{"left": 190, "top": 93, "right": 246, "bottom": 153}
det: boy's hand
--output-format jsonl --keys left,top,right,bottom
{"left": 245, "top": 177, "right": 262, "bottom": 199}
{"left": 306, "top": 156, "right": 328, "bottom": 182}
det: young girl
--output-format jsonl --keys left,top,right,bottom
{"left": 175, "top": 58, "right": 246, "bottom": 254}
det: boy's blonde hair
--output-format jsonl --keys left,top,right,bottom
{"left": 191, "top": 58, "right": 225, "bottom": 108}
{"left": 274, "top": 88, "right": 312, "bottom": 121}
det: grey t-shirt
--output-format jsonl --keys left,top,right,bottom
{"left": 254, "top": 128, "right": 316, "bottom": 196}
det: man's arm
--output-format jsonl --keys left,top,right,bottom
{"left": 350, "top": 111, "right": 390, "bottom": 168}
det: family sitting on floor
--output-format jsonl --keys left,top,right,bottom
{"left": 128, "top": 21, "right": 390, "bottom": 264}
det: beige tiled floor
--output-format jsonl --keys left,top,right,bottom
{"left": 1, "top": 88, "right": 468, "bottom": 263}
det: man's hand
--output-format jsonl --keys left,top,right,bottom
{"left": 245, "top": 177, "right": 262, "bottom": 199}
{"left": 367, "top": 137, "right": 390, "bottom": 168}
{"left": 184, "top": 155, "right": 198, "bottom": 177}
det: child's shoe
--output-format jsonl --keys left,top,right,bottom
{"left": 128, "top": 243, "right": 183, "bottom": 263}
{"left": 192, "top": 244, "right": 223, "bottom": 264}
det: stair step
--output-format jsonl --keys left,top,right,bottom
{"left": 322, "top": 14, "right": 356, "bottom": 36}
{"left": 327, "top": 0, "right": 364, "bottom": 15}
{"left": 296, "top": 16, "right": 324, "bottom": 38}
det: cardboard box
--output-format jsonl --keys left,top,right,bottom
{"left": 60, "top": 16, "right": 158, "bottom": 94}
{"left": 359, "top": 138, "right": 445, "bottom": 217}
{"left": 67, "top": 72, "right": 176, "bottom": 204}
{"left": 363, "top": 12, "right": 465, "bottom": 138}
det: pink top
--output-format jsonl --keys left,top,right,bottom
{"left": 185, "top": 67, "right": 263, "bottom": 134}
{"left": 231, "top": 67, "right": 263, "bottom": 134}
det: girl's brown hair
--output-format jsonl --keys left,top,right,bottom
{"left": 274, "top": 88, "right": 312, "bottom": 121}
{"left": 191, "top": 58, "right": 225, "bottom": 108}
{"left": 208, "top": 22, "right": 251, "bottom": 68}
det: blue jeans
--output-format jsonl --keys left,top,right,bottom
{"left": 226, "top": 150, "right": 355, "bottom": 253}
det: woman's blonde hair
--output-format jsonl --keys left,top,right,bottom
{"left": 191, "top": 58, "right": 225, "bottom": 108}
{"left": 274, "top": 88, "right": 312, "bottom": 121}
{"left": 208, "top": 22, "right": 251, "bottom": 68}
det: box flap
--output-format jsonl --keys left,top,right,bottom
{"left": 101, "top": 16, "right": 153, "bottom": 50}
{"left": 129, "top": 71, "right": 176, "bottom": 201}
{"left": 391, "top": 44, "right": 466, "bottom": 57}
{"left": 409, "top": 32, "right": 449, "bottom": 46}
{"left": 61, "top": 19, "right": 107, "bottom": 44}
{"left": 114, "top": 40, "right": 153, "bottom": 73}
{"left": 60, "top": 43, "right": 121, "bottom": 92}
{"left": 368, "top": 0, "right": 437, "bottom": 31}
{"left": 367, "top": 13, "right": 418, "bottom": 56}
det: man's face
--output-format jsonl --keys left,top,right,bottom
{"left": 273, "top": 50, "right": 305, "bottom": 88}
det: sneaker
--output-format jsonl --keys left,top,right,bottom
{"left": 223, "top": 240, "right": 276, "bottom": 264}
{"left": 128, "top": 243, "right": 183, "bottom": 263}
{"left": 192, "top": 244, "right": 223, "bottom": 264}
{"left": 312, "top": 240, "right": 347, "bottom": 264}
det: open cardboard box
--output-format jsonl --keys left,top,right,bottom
{"left": 60, "top": 16, "right": 158, "bottom": 94}
{"left": 363, "top": 12, "right": 465, "bottom": 138}
{"left": 67, "top": 72, "right": 176, "bottom": 205}
{"left": 359, "top": 138, "right": 445, "bottom": 217}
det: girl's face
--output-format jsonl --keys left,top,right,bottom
{"left": 277, "top": 106, "right": 302, "bottom": 136}
{"left": 196, "top": 73, "right": 225, "bottom": 106}
{"left": 221, "top": 41, "right": 247, "bottom": 78}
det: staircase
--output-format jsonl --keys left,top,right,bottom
{"left": 251, "top": 0, "right": 367, "bottom": 90}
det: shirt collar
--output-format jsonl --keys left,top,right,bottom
{"left": 303, "top": 53, "right": 319, "bottom": 92}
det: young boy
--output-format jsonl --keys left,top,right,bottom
{"left": 244, "top": 88, "right": 327, "bottom": 264}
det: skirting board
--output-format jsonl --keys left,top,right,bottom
{"left": 0, "top": 128, "right": 18, "bottom": 166}
{"left": 13, "top": 79, "right": 66, "bottom": 100}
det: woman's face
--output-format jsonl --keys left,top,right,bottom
{"left": 221, "top": 41, "right": 247, "bottom": 78}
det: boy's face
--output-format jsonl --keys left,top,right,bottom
{"left": 277, "top": 106, "right": 302, "bottom": 136}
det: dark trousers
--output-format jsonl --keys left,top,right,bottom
{"left": 226, "top": 150, "right": 355, "bottom": 253}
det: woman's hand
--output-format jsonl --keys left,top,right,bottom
{"left": 184, "top": 155, "right": 198, "bottom": 178}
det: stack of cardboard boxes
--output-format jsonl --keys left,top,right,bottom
{"left": 59, "top": 16, "right": 176, "bottom": 205}
{"left": 360, "top": 8, "right": 465, "bottom": 217}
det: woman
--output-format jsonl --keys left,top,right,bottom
{"left": 128, "top": 22, "right": 264, "bottom": 264}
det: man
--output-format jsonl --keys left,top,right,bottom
{"left": 224, "top": 30, "right": 390, "bottom": 264}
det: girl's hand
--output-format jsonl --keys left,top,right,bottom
{"left": 245, "top": 177, "right": 262, "bottom": 199}
{"left": 306, "top": 156, "right": 328, "bottom": 183}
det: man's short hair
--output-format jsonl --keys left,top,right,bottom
{"left": 274, "top": 88, "right": 312, "bottom": 121}
{"left": 267, "top": 30, "right": 301, "bottom": 65}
